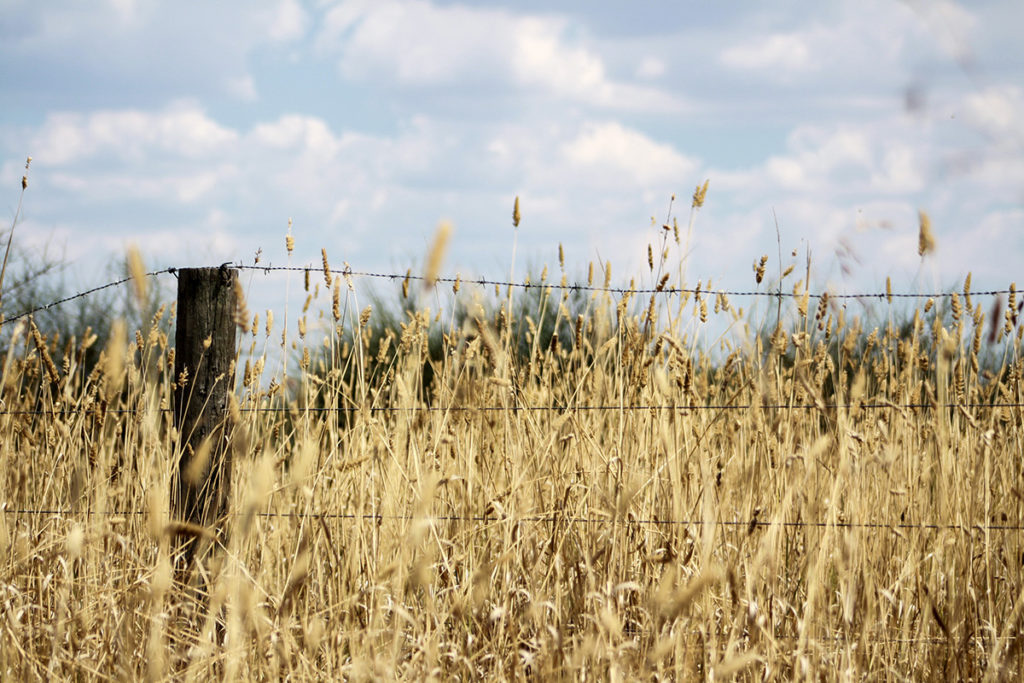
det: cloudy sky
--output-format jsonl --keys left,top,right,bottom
{"left": 2, "top": 0, "right": 1022, "bottom": 316}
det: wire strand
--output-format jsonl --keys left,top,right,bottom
{"left": 0, "top": 263, "right": 1016, "bottom": 331}
{"left": 1, "top": 401, "right": 1022, "bottom": 417}
{"left": 0, "top": 268, "right": 176, "bottom": 327}
{"left": 3, "top": 508, "right": 1021, "bottom": 532}
{"left": 233, "top": 264, "right": 1015, "bottom": 300}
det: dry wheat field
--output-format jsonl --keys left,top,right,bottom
{"left": 1, "top": 216, "right": 1023, "bottom": 680}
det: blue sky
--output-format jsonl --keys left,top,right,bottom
{"left": 2, "top": 0, "right": 1022, "bottom": 317}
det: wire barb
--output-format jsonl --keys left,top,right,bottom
{"left": 0, "top": 268, "right": 176, "bottom": 327}
{"left": 232, "top": 264, "right": 1016, "bottom": 300}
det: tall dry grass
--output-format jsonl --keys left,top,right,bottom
{"left": 1, "top": 209, "right": 1023, "bottom": 680}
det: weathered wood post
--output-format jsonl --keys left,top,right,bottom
{"left": 173, "top": 266, "right": 238, "bottom": 566}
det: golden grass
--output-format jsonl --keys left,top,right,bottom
{"left": 1, "top": 247, "right": 1023, "bottom": 681}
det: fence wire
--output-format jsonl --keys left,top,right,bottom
{"left": 3, "top": 507, "right": 1022, "bottom": 533}
{"left": 2, "top": 401, "right": 1023, "bottom": 417}
{"left": 2, "top": 264, "right": 1018, "bottom": 331}
{"left": 234, "top": 264, "right": 1017, "bottom": 300}
{"left": 0, "top": 268, "right": 177, "bottom": 327}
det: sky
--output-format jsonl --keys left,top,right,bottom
{"left": 2, "top": 0, "right": 1023, "bottom": 321}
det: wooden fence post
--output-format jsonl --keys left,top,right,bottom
{"left": 173, "top": 266, "right": 238, "bottom": 565}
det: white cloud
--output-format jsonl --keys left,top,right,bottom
{"left": 512, "top": 16, "right": 606, "bottom": 93}
{"left": 227, "top": 74, "right": 259, "bottom": 101}
{"left": 316, "top": 0, "right": 683, "bottom": 110}
{"left": 636, "top": 56, "right": 666, "bottom": 80}
{"left": 963, "top": 85, "right": 1024, "bottom": 147}
{"left": 251, "top": 115, "right": 341, "bottom": 156}
{"left": 909, "top": 0, "right": 978, "bottom": 64}
{"left": 715, "top": 1, "right": 974, "bottom": 87}
{"left": 717, "top": 122, "right": 930, "bottom": 201}
{"left": 30, "top": 102, "right": 238, "bottom": 165}
{"left": 756, "top": 125, "right": 874, "bottom": 193}
{"left": 871, "top": 145, "right": 924, "bottom": 193}
{"left": 265, "top": 0, "right": 308, "bottom": 42}
{"left": 562, "top": 121, "right": 697, "bottom": 187}
{"left": 105, "top": 0, "right": 142, "bottom": 23}
{"left": 321, "top": 0, "right": 500, "bottom": 84}
{"left": 1, "top": 1, "right": 307, "bottom": 103}
{"left": 112, "top": 219, "right": 239, "bottom": 261}
{"left": 10, "top": 98, "right": 962, "bottom": 296}
{"left": 25, "top": 106, "right": 692, "bottom": 273}
{"left": 721, "top": 33, "right": 814, "bottom": 74}
{"left": 48, "top": 166, "right": 237, "bottom": 204}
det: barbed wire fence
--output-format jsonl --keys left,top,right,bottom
{"left": 2, "top": 399, "right": 1024, "bottom": 418}
{"left": 0, "top": 268, "right": 177, "bottom": 327}
{"left": 232, "top": 263, "right": 1019, "bottom": 300}
{"left": 2, "top": 264, "right": 1018, "bottom": 331}
{"left": 3, "top": 506, "right": 1024, "bottom": 534}
{"left": 1, "top": 265, "right": 1022, "bottom": 534}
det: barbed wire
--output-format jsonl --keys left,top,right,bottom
{"left": 1, "top": 401, "right": 1022, "bottom": 417}
{"left": 0, "top": 265, "right": 1017, "bottom": 330}
{"left": 233, "top": 264, "right": 1017, "bottom": 301}
{"left": 2, "top": 507, "right": 1021, "bottom": 532}
{"left": 0, "top": 268, "right": 176, "bottom": 328}
{"left": 236, "top": 401, "right": 1024, "bottom": 414}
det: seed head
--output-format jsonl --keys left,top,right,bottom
{"left": 692, "top": 179, "right": 709, "bottom": 209}
{"left": 333, "top": 276, "right": 341, "bottom": 321}
{"left": 232, "top": 279, "right": 250, "bottom": 332}
{"left": 424, "top": 221, "right": 452, "bottom": 288}
{"left": 918, "top": 210, "right": 936, "bottom": 256}
{"left": 126, "top": 244, "right": 147, "bottom": 306}
{"left": 321, "top": 248, "right": 332, "bottom": 288}
{"left": 797, "top": 291, "right": 809, "bottom": 318}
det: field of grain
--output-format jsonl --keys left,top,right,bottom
{"left": 2, "top": 226, "right": 1023, "bottom": 679}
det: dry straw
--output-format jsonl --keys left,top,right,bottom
{"left": 691, "top": 179, "right": 709, "bottom": 209}
{"left": 918, "top": 209, "right": 936, "bottom": 256}
{"left": 232, "top": 278, "right": 250, "bottom": 332}
{"left": 126, "top": 245, "right": 147, "bottom": 307}
{"left": 424, "top": 221, "right": 452, "bottom": 288}
{"left": 2, "top": 207, "right": 1022, "bottom": 679}
{"left": 321, "top": 248, "right": 332, "bottom": 288}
